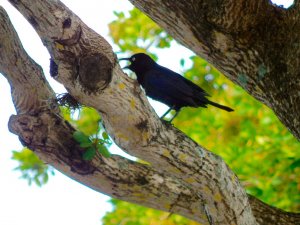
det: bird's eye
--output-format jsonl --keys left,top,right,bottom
{"left": 132, "top": 57, "right": 136, "bottom": 61}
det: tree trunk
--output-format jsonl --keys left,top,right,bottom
{"left": 0, "top": 1, "right": 299, "bottom": 225}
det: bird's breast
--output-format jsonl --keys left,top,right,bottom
{"left": 136, "top": 73, "right": 147, "bottom": 87}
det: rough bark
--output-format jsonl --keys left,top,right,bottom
{"left": 0, "top": 1, "right": 299, "bottom": 225}
{"left": 129, "top": 0, "right": 300, "bottom": 141}
{"left": 248, "top": 195, "right": 300, "bottom": 225}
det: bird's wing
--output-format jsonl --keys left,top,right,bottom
{"left": 144, "top": 65, "right": 210, "bottom": 98}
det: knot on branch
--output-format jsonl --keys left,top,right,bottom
{"left": 8, "top": 113, "right": 97, "bottom": 175}
{"left": 77, "top": 53, "right": 113, "bottom": 92}
{"left": 8, "top": 114, "right": 46, "bottom": 146}
{"left": 55, "top": 17, "right": 82, "bottom": 46}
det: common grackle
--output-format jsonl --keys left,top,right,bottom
{"left": 120, "top": 53, "right": 233, "bottom": 122}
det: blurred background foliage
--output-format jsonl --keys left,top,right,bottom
{"left": 103, "top": 199, "right": 200, "bottom": 225}
{"left": 12, "top": 147, "right": 54, "bottom": 187}
{"left": 11, "top": 6, "right": 299, "bottom": 225}
{"left": 109, "top": 9, "right": 173, "bottom": 60}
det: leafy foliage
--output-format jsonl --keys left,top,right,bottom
{"left": 73, "top": 130, "right": 111, "bottom": 160}
{"left": 102, "top": 6, "right": 300, "bottom": 223}
{"left": 110, "top": 8, "right": 173, "bottom": 59}
{"left": 12, "top": 147, "right": 54, "bottom": 187}
{"left": 63, "top": 107, "right": 112, "bottom": 159}
{"left": 102, "top": 199, "right": 201, "bottom": 225}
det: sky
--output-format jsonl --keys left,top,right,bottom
{"left": 0, "top": 0, "right": 294, "bottom": 225}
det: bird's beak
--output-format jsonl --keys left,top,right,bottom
{"left": 119, "top": 57, "right": 131, "bottom": 61}
{"left": 122, "top": 65, "right": 130, "bottom": 70}
{"left": 119, "top": 57, "right": 131, "bottom": 70}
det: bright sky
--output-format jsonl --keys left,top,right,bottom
{"left": 0, "top": 0, "right": 294, "bottom": 225}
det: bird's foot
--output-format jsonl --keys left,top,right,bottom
{"left": 160, "top": 117, "right": 175, "bottom": 126}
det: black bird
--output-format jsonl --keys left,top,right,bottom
{"left": 120, "top": 53, "right": 233, "bottom": 122}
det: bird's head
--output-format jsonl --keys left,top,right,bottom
{"left": 119, "top": 53, "right": 156, "bottom": 73}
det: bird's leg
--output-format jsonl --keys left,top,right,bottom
{"left": 160, "top": 106, "right": 180, "bottom": 123}
{"left": 160, "top": 106, "right": 174, "bottom": 120}
{"left": 168, "top": 110, "right": 180, "bottom": 123}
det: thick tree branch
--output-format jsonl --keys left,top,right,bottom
{"left": 293, "top": 0, "right": 300, "bottom": 9}
{"left": 248, "top": 195, "right": 300, "bottom": 225}
{"left": 1, "top": 1, "right": 299, "bottom": 225}
{"left": 129, "top": 0, "right": 300, "bottom": 140}
{"left": 8, "top": 113, "right": 204, "bottom": 222}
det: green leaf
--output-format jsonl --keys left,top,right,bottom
{"left": 102, "top": 132, "right": 109, "bottom": 140}
{"left": 80, "top": 142, "right": 93, "bottom": 148}
{"left": 73, "top": 131, "right": 91, "bottom": 144}
{"left": 180, "top": 58, "right": 185, "bottom": 67}
{"left": 83, "top": 147, "right": 96, "bottom": 161}
{"left": 76, "top": 108, "right": 101, "bottom": 136}
{"left": 43, "top": 173, "right": 49, "bottom": 184}
{"left": 97, "top": 144, "right": 111, "bottom": 158}
{"left": 34, "top": 176, "right": 42, "bottom": 187}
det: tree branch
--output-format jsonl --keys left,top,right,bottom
{"left": 1, "top": 1, "right": 299, "bottom": 224}
{"left": 8, "top": 113, "right": 205, "bottom": 223}
{"left": 129, "top": 0, "right": 300, "bottom": 141}
{"left": 248, "top": 195, "right": 300, "bottom": 225}
{"left": 0, "top": 6, "right": 206, "bottom": 223}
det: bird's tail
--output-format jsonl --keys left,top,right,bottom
{"left": 207, "top": 100, "right": 234, "bottom": 112}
